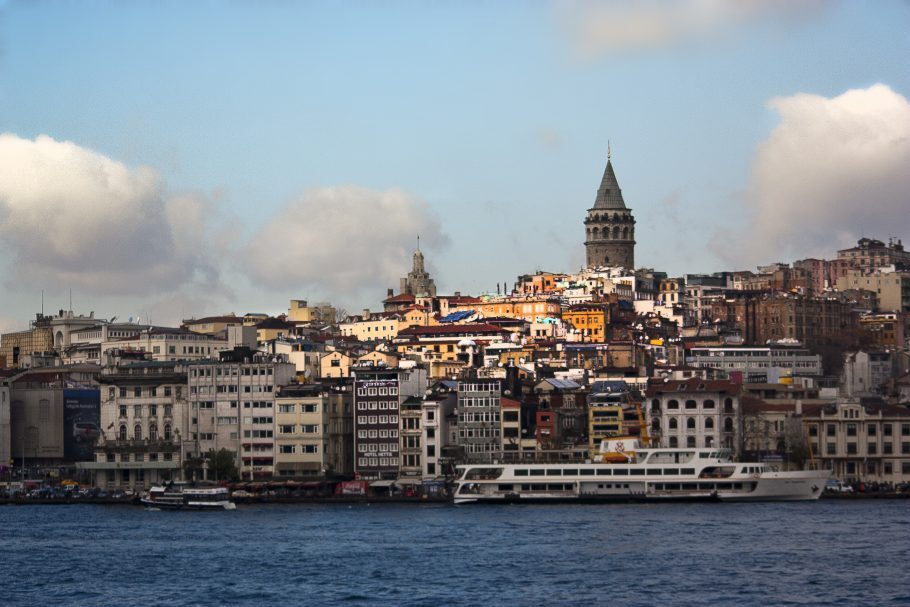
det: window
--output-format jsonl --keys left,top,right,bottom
{"left": 826, "top": 424, "right": 836, "bottom": 437}
{"left": 164, "top": 424, "right": 172, "bottom": 440}
{"left": 134, "top": 387, "right": 142, "bottom": 397}
{"left": 134, "top": 424, "right": 142, "bottom": 440}
{"left": 279, "top": 445, "right": 295, "bottom": 454}
{"left": 686, "top": 418, "right": 695, "bottom": 430}
{"left": 119, "top": 425, "right": 127, "bottom": 440}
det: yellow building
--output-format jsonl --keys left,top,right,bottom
{"left": 563, "top": 304, "right": 610, "bottom": 343}
{"left": 0, "top": 318, "right": 53, "bottom": 368}
{"left": 320, "top": 351, "right": 352, "bottom": 378}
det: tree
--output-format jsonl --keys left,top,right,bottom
{"left": 183, "top": 454, "right": 205, "bottom": 482}
{"left": 207, "top": 448, "right": 239, "bottom": 482}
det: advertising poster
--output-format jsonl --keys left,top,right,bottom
{"left": 63, "top": 389, "right": 101, "bottom": 462}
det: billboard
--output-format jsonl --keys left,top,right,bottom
{"left": 63, "top": 389, "right": 100, "bottom": 462}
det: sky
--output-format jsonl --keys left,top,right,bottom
{"left": 1, "top": 0, "right": 909, "bottom": 331}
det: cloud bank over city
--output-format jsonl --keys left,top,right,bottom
{"left": 0, "top": 133, "right": 448, "bottom": 317}
{"left": 239, "top": 185, "right": 448, "bottom": 306}
{"left": 716, "top": 83, "right": 910, "bottom": 267}
{"left": 0, "top": 134, "right": 222, "bottom": 296}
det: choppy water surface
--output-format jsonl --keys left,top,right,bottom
{"left": 2, "top": 501, "right": 909, "bottom": 606}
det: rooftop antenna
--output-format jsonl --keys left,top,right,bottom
{"left": 41, "top": 289, "right": 44, "bottom": 316}
{"left": 69, "top": 288, "right": 72, "bottom": 312}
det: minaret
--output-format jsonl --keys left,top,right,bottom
{"left": 584, "top": 144, "right": 636, "bottom": 269}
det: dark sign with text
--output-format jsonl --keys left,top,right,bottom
{"left": 63, "top": 389, "right": 100, "bottom": 461}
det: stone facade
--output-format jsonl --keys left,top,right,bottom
{"left": 584, "top": 154, "right": 636, "bottom": 270}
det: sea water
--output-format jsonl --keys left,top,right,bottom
{"left": 2, "top": 501, "right": 908, "bottom": 606}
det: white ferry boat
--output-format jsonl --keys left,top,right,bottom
{"left": 453, "top": 439, "right": 830, "bottom": 504}
{"left": 141, "top": 484, "right": 236, "bottom": 510}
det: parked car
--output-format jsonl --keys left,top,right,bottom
{"left": 825, "top": 479, "right": 854, "bottom": 493}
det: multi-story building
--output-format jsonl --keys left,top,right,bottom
{"left": 273, "top": 382, "right": 353, "bottom": 479}
{"left": 79, "top": 356, "right": 188, "bottom": 490}
{"left": 645, "top": 378, "right": 742, "bottom": 454}
{"left": 836, "top": 268, "right": 910, "bottom": 313}
{"left": 807, "top": 400, "right": 910, "bottom": 483}
{"left": 706, "top": 293, "right": 858, "bottom": 347}
{"left": 859, "top": 313, "right": 907, "bottom": 349}
{"left": 584, "top": 152, "right": 636, "bottom": 270}
{"left": 102, "top": 327, "right": 234, "bottom": 362}
{"left": 352, "top": 365, "right": 428, "bottom": 480}
{"left": 400, "top": 396, "right": 423, "bottom": 482}
{"left": 0, "top": 378, "right": 10, "bottom": 467}
{"left": 686, "top": 346, "right": 823, "bottom": 382}
{"left": 842, "top": 351, "right": 893, "bottom": 398}
{"left": 587, "top": 380, "right": 639, "bottom": 455}
{"left": 563, "top": 304, "right": 611, "bottom": 343}
{"left": 0, "top": 313, "right": 54, "bottom": 368}
{"left": 837, "top": 237, "right": 910, "bottom": 274}
{"left": 187, "top": 348, "right": 296, "bottom": 480}
{"left": 422, "top": 380, "right": 457, "bottom": 478}
{"left": 457, "top": 378, "right": 502, "bottom": 463}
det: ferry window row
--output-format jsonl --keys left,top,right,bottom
{"left": 514, "top": 468, "right": 696, "bottom": 477}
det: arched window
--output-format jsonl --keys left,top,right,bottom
{"left": 703, "top": 399, "right": 715, "bottom": 409}
{"left": 705, "top": 436, "right": 714, "bottom": 447}
{"left": 119, "top": 424, "right": 127, "bottom": 440}
{"left": 685, "top": 400, "right": 697, "bottom": 410}
{"left": 651, "top": 398, "right": 661, "bottom": 411}
{"left": 149, "top": 424, "right": 158, "bottom": 441}
{"left": 651, "top": 418, "right": 661, "bottom": 433}
{"left": 686, "top": 417, "right": 696, "bottom": 430}
{"left": 667, "top": 399, "right": 679, "bottom": 410}
{"left": 669, "top": 418, "right": 678, "bottom": 430}
{"left": 669, "top": 436, "right": 678, "bottom": 448}
{"left": 686, "top": 436, "right": 696, "bottom": 448}
{"left": 592, "top": 226, "right": 600, "bottom": 239}
{"left": 622, "top": 226, "right": 629, "bottom": 240}
{"left": 134, "top": 424, "right": 142, "bottom": 440}
{"left": 724, "top": 417, "right": 734, "bottom": 432}
{"left": 164, "top": 424, "right": 172, "bottom": 440}
{"left": 612, "top": 226, "right": 620, "bottom": 239}
{"left": 705, "top": 417, "right": 714, "bottom": 430}
{"left": 724, "top": 398, "right": 734, "bottom": 413}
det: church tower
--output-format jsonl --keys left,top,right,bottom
{"left": 584, "top": 147, "right": 635, "bottom": 269}
{"left": 399, "top": 238, "right": 437, "bottom": 297}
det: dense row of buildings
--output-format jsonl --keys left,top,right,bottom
{"left": 2, "top": 155, "right": 909, "bottom": 490}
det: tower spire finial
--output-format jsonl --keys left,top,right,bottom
{"left": 417, "top": 234, "right": 420, "bottom": 252}
{"left": 608, "top": 140, "right": 612, "bottom": 161}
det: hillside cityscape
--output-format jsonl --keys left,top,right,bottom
{"left": 1, "top": 154, "right": 908, "bottom": 496}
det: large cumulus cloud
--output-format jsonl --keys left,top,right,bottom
{"left": 715, "top": 84, "right": 910, "bottom": 266}
{"left": 0, "top": 134, "right": 221, "bottom": 294}
{"left": 239, "top": 185, "right": 448, "bottom": 303}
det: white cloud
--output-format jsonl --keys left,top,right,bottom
{"left": 239, "top": 185, "right": 448, "bottom": 305}
{"left": 0, "top": 133, "right": 222, "bottom": 295}
{"left": 560, "top": 0, "right": 830, "bottom": 58}
{"left": 715, "top": 83, "right": 910, "bottom": 266}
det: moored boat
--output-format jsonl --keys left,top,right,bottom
{"left": 453, "top": 438, "right": 830, "bottom": 504}
{"left": 141, "top": 483, "right": 236, "bottom": 510}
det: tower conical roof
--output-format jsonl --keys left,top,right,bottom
{"left": 592, "top": 159, "right": 626, "bottom": 210}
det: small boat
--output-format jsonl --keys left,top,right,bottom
{"left": 141, "top": 483, "right": 236, "bottom": 510}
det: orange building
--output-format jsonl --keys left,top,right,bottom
{"left": 563, "top": 304, "right": 611, "bottom": 343}
{"left": 450, "top": 296, "right": 561, "bottom": 323}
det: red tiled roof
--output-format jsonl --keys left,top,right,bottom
{"left": 397, "top": 323, "right": 508, "bottom": 337}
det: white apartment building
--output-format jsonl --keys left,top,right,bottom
{"left": 187, "top": 349, "right": 296, "bottom": 480}
{"left": 686, "top": 346, "right": 823, "bottom": 381}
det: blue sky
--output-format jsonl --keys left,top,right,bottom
{"left": 1, "top": 1, "right": 909, "bottom": 329}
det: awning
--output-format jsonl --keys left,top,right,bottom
{"left": 370, "top": 480, "right": 395, "bottom": 487}
{"left": 395, "top": 478, "right": 421, "bottom": 485}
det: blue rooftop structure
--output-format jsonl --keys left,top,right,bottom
{"left": 439, "top": 310, "right": 474, "bottom": 323}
